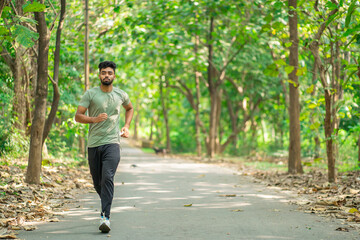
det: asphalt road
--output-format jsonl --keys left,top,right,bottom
{"left": 18, "top": 141, "right": 360, "bottom": 240}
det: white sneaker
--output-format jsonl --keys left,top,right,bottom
{"left": 99, "top": 217, "right": 111, "bottom": 233}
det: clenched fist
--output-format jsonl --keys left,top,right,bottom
{"left": 94, "top": 113, "right": 108, "bottom": 123}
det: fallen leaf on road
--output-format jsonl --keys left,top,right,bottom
{"left": 349, "top": 189, "right": 360, "bottom": 194}
{"left": 0, "top": 229, "right": 17, "bottom": 239}
{"left": 184, "top": 204, "right": 192, "bottom": 207}
{"left": 349, "top": 208, "right": 358, "bottom": 213}
{"left": 231, "top": 209, "right": 244, "bottom": 212}
{"left": 336, "top": 227, "right": 349, "bottom": 232}
{"left": 23, "top": 225, "right": 37, "bottom": 231}
{"left": 49, "top": 218, "right": 60, "bottom": 222}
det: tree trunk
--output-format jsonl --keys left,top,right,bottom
{"left": 1, "top": 1, "right": 28, "bottom": 134}
{"left": 79, "top": 0, "right": 90, "bottom": 158}
{"left": 13, "top": 50, "right": 27, "bottom": 133}
{"left": 310, "top": 61, "right": 320, "bottom": 159}
{"left": 42, "top": 0, "right": 66, "bottom": 144}
{"left": 84, "top": 0, "right": 90, "bottom": 90}
{"left": 324, "top": 90, "right": 336, "bottom": 182}
{"left": 160, "top": 76, "right": 171, "bottom": 153}
{"left": 288, "top": 0, "right": 303, "bottom": 174}
{"left": 331, "top": 35, "right": 342, "bottom": 163}
{"left": 207, "top": 16, "right": 217, "bottom": 158}
{"left": 26, "top": 6, "right": 49, "bottom": 184}
{"left": 149, "top": 116, "right": 154, "bottom": 141}
{"left": 194, "top": 30, "right": 202, "bottom": 157}
{"left": 215, "top": 89, "right": 222, "bottom": 154}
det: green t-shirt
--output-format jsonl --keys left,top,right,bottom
{"left": 78, "top": 86, "right": 130, "bottom": 148}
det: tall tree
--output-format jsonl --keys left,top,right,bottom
{"left": 26, "top": 0, "right": 49, "bottom": 184}
{"left": 160, "top": 74, "right": 171, "bottom": 152}
{"left": 308, "top": 0, "right": 339, "bottom": 182}
{"left": 287, "top": 0, "right": 303, "bottom": 174}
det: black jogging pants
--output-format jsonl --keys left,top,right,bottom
{"left": 88, "top": 143, "right": 120, "bottom": 219}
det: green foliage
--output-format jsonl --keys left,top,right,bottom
{"left": 23, "top": 1, "right": 46, "bottom": 13}
{"left": 1, "top": 0, "right": 360, "bottom": 177}
{"left": 13, "top": 25, "right": 39, "bottom": 48}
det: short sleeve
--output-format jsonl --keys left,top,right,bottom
{"left": 122, "top": 91, "right": 130, "bottom": 106}
{"left": 79, "top": 91, "right": 91, "bottom": 108}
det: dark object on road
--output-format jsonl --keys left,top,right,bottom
{"left": 153, "top": 147, "right": 168, "bottom": 154}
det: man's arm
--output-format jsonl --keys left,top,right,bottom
{"left": 75, "top": 105, "right": 108, "bottom": 124}
{"left": 121, "top": 102, "right": 134, "bottom": 138}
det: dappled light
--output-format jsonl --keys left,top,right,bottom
{"left": 2, "top": 0, "right": 360, "bottom": 239}
{"left": 14, "top": 141, "right": 360, "bottom": 239}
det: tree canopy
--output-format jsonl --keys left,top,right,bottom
{"left": 1, "top": 0, "right": 360, "bottom": 183}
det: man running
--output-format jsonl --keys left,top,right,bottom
{"left": 75, "top": 61, "right": 134, "bottom": 233}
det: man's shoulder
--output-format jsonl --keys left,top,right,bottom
{"left": 87, "top": 86, "right": 101, "bottom": 93}
{"left": 84, "top": 87, "right": 101, "bottom": 96}
{"left": 113, "top": 87, "right": 128, "bottom": 96}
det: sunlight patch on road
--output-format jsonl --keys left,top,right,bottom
{"left": 244, "top": 193, "right": 285, "bottom": 200}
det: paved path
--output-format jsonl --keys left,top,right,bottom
{"left": 19, "top": 141, "right": 359, "bottom": 240}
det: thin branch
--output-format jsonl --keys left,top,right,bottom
{"left": 47, "top": 0, "right": 56, "bottom": 15}
{"left": 226, "top": 76, "right": 243, "bottom": 95}
{"left": 9, "top": 1, "right": 17, "bottom": 15}
{"left": 49, "top": 12, "right": 60, "bottom": 32}
{"left": 220, "top": 40, "right": 247, "bottom": 74}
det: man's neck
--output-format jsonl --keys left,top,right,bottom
{"left": 100, "top": 84, "right": 113, "bottom": 92}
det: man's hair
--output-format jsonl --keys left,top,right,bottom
{"left": 98, "top": 61, "right": 116, "bottom": 73}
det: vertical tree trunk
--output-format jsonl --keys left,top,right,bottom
{"left": 149, "top": 116, "right": 154, "bottom": 141}
{"left": 26, "top": 6, "right": 49, "bottom": 184}
{"left": 324, "top": 90, "right": 335, "bottom": 182}
{"left": 1, "top": 1, "right": 28, "bottom": 134}
{"left": 215, "top": 89, "right": 222, "bottom": 154}
{"left": 332, "top": 34, "right": 342, "bottom": 162}
{"left": 79, "top": 0, "right": 90, "bottom": 157}
{"left": 207, "top": 16, "right": 217, "bottom": 158}
{"left": 160, "top": 76, "right": 171, "bottom": 152}
{"left": 288, "top": 0, "right": 303, "bottom": 174}
{"left": 84, "top": 0, "right": 90, "bottom": 91}
{"left": 194, "top": 29, "right": 202, "bottom": 157}
{"left": 310, "top": 61, "right": 321, "bottom": 159}
{"left": 13, "top": 53, "right": 27, "bottom": 133}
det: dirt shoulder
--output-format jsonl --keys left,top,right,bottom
{"left": 0, "top": 158, "right": 93, "bottom": 239}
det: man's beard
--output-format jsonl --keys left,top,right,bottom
{"left": 101, "top": 78, "right": 113, "bottom": 86}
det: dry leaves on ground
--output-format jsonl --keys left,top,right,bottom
{"left": 0, "top": 159, "right": 93, "bottom": 238}
{"left": 251, "top": 170, "right": 360, "bottom": 230}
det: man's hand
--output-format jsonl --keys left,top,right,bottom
{"left": 121, "top": 127, "right": 129, "bottom": 138}
{"left": 94, "top": 113, "right": 108, "bottom": 123}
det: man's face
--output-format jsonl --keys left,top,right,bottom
{"left": 99, "top": 67, "right": 115, "bottom": 86}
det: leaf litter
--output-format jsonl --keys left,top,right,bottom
{"left": 250, "top": 169, "right": 360, "bottom": 232}
{"left": 0, "top": 158, "right": 93, "bottom": 239}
